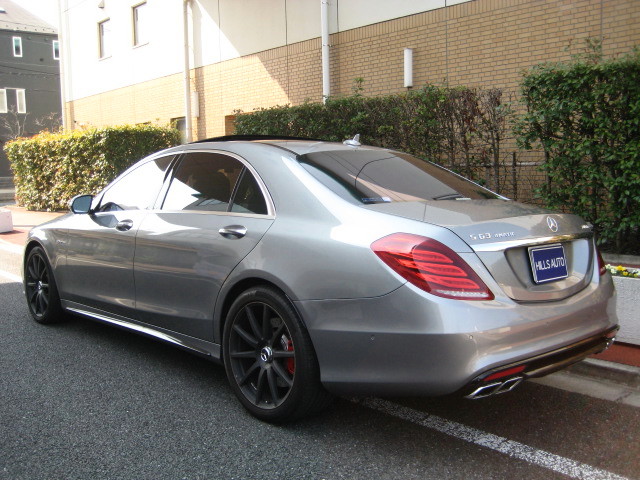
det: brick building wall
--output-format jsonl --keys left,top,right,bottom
{"left": 67, "top": 0, "right": 639, "bottom": 142}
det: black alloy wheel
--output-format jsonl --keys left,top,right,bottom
{"left": 229, "top": 301, "right": 295, "bottom": 407}
{"left": 223, "top": 286, "right": 332, "bottom": 423}
{"left": 24, "top": 246, "right": 63, "bottom": 324}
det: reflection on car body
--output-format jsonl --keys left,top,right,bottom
{"left": 23, "top": 136, "right": 618, "bottom": 423}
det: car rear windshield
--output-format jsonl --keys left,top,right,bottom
{"left": 298, "top": 149, "right": 500, "bottom": 205}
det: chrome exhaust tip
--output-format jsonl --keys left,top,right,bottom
{"left": 497, "top": 376, "right": 523, "bottom": 394}
{"left": 465, "top": 376, "right": 523, "bottom": 399}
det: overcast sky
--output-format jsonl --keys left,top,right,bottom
{"left": 17, "top": 0, "right": 60, "bottom": 28}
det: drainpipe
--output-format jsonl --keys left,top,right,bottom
{"left": 57, "top": 0, "right": 68, "bottom": 129}
{"left": 183, "top": 0, "right": 193, "bottom": 142}
{"left": 321, "top": 0, "right": 330, "bottom": 103}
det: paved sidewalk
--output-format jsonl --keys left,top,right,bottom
{"left": 1, "top": 203, "right": 639, "bottom": 395}
{"left": 0, "top": 205, "right": 64, "bottom": 247}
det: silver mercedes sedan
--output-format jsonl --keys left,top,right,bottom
{"left": 23, "top": 136, "right": 618, "bottom": 422}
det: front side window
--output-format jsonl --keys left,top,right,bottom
{"left": 12, "top": 36, "right": 22, "bottom": 57}
{"left": 98, "top": 156, "right": 174, "bottom": 212}
{"left": 0, "top": 89, "right": 7, "bottom": 113}
{"left": 98, "top": 19, "right": 111, "bottom": 58}
{"left": 16, "top": 89, "right": 26, "bottom": 114}
{"left": 132, "top": 2, "right": 148, "bottom": 46}
{"left": 162, "top": 152, "right": 244, "bottom": 212}
{"left": 53, "top": 40, "right": 60, "bottom": 60}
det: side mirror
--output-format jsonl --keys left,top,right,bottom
{"left": 69, "top": 194, "right": 94, "bottom": 214}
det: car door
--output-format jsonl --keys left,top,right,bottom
{"left": 133, "top": 150, "right": 275, "bottom": 341}
{"left": 61, "top": 155, "right": 175, "bottom": 317}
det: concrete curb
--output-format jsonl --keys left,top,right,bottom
{"left": 602, "top": 253, "right": 640, "bottom": 267}
{"left": 568, "top": 358, "right": 640, "bottom": 390}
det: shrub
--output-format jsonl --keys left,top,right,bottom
{"left": 516, "top": 45, "right": 640, "bottom": 253}
{"left": 234, "top": 83, "right": 514, "bottom": 192}
{"left": 5, "top": 124, "right": 180, "bottom": 211}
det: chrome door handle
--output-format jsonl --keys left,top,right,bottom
{"left": 219, "top": 225, "right": 247, "bottom": 239}
{"left": 116, "top": 219, "right": 134, "bottom": 231}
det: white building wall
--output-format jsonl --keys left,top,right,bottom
{"left": 60, "top": 0, "right": 470, "bottom": 103}
{"left": 61, "top": 0, "right": 185, "bottom": 101}
{"left": 336, "top": 0, "right": 468, "bottom": 31}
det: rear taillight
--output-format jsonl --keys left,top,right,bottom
{"left": 596, "top": 247, "right": 607, "bottom": 276}
{"left": 371, "top": 233, "right": 494, "bottom": 300}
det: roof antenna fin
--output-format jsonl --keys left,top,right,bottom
{"left": 343, "top": 134, "right": 361, "bottom": 147}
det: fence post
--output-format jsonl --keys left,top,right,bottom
{"left": 512, "top": 151, "right": 517, "bottom": 200}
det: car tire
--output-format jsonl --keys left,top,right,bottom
{"left": 223, "top": 286, "right": 333, "bottom": 423}
{"left": 24, "top": 246, "right": 64, "bottom": 324}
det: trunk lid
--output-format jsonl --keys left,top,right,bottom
{"left": 364, "top": 199, "right": 596, "bottom": 302}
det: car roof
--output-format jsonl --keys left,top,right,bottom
{"left": 191, "top": 135, "right": 384, "bottom": 156}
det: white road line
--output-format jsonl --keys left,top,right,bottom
{"left": 0, "top": 269, "right": 21, "bottom": 283}
{"left": 0, "top": 241, "right": 22, "bottom": 282}
{"left": 354, "top": 398, "right": 631, "bottom": 480}
{"left": 0, "top": 241, "right": 22, "bottom": 255}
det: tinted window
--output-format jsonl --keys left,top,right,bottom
{"left": 162, "top": 152, "right": 243, "bottom": 211}
{"left": 230, "top": 170, "right": 268, "bottom": 214}
{"left": 299, "top": 150, "right": 500, "bottom": 204}
{"left": 98, "top": 156, "right": 173, "bottom": 212}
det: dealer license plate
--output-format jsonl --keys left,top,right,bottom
{"left": 528, "top": 243, "right": 568, "bottom": 284}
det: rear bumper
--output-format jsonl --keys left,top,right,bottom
{"left": 295, "top": 274, "right": 618, "bottom": 396}
{"left": 462, "top": 325, "right": 618, "bottom": 399}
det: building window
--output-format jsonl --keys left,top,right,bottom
{"left": 0, "top": 89, "right": 7, "bottom": 113}
{"left": 16, "top": 89, "right": 26, "bottom": 113}
{"left": 132, "top": 2, "right": 148, "bottom": 46}
{"left": 12, "top": 36, "right": 22, "bottom": 57}
{"left": 53, "top": 40, "right": 60, "bottom": 60}
{"left": 171, "top": 117, "right": 187, "bottom": 144}
{"left": 98, "top": 19, "right": 111, "bottom": 58}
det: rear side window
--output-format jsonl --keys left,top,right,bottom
{"left": 299, "top": 150, "right": 500, "bottom": 204}
{"left": 163, "top": 152, "right": 243, "bottom": 211}
{"left": 231, "top": 170, "right": 268, "bottom": 214}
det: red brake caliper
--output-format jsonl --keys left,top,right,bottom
{"left": 280, "top": 335, "right": 295, "bottom": 375}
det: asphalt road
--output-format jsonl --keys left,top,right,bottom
{"left": 1, "top": 245, "right": 639, "bottom": 480}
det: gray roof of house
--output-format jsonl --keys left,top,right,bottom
{"left": 0, "top": 0, "right": 56, "bottom": 34}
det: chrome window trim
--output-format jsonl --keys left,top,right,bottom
{"left": 153, "top": 209, "right": 275, "bottom": 220}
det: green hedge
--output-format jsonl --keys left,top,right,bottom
{"left": 234, "top": 84, "right": 513, "bottom": 192}
{"left": 516, "top": 47, "right": 640, "bottom": 253}
{"left": 5, "top": 125, "right": 181, "bottom": 211}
